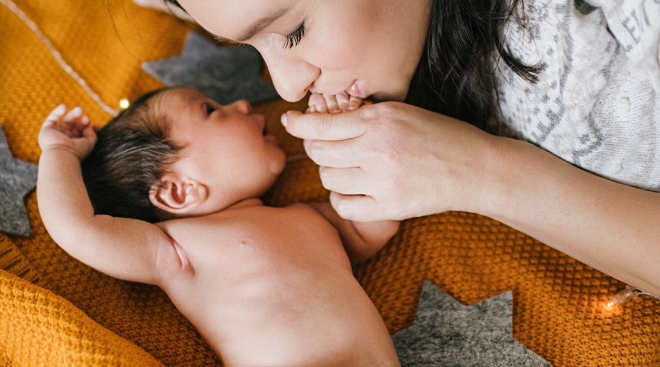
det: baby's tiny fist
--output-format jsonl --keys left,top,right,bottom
{"left": 307, "top": 93, "right": 328, "bottom": 113}
{"left": 306, "top": 92, "right": 362, "bottom": 114}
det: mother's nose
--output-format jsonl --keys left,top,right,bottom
{"left": 259, "top": 47, "right": 319, "bottom": 102}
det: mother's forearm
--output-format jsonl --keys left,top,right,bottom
{"left": 479, "top": 137, "right": 660, "bottom": 296}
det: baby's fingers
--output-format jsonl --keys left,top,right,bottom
{"left": 307, "top": 92, "right": 361, "bottom": 114}
{"left": 42, "top": 104, "right": 67, "bottom": 128}
{"left": 71, "top": 115, "right": 91, "bottom": 136}
{"left": 322, "top": 94, "right": 340, "bottom": 113}
{"left": 61, "top": 106, "right": 84, "bottom": 128}
{"left": 82, "top": 122, "right": 98, "bottom": 141}
{"left": 335, "top": 92, "right": 350, "bottom": 111}
{"left": 308, "top": 93, "right": 328, "bottom": 113}
{"left": 348, "top": 95, "right": 362, "bottom": 110}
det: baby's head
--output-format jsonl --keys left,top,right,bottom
{"left": 82, "top": 87, "right": 286, "bottom": 223}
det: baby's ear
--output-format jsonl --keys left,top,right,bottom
{"left": 149, "top": 172, "right": 207, "bottom": 215}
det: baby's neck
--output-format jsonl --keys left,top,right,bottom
{"left": 222, "top": 197, "right": 264, "bottom": 211}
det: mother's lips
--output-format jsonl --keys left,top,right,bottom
{"left": 310, "top": 80, "right": 368, "bottom": 98}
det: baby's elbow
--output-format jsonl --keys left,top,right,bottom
{"left": 155, "top": 238, "right": 194, "bottom": 284}
{"left": 346, "top": 242, "right": 384, "bottom": 266}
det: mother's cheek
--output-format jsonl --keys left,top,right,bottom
{"left": 302, "top": 15, "right": 370, "bottom": 71}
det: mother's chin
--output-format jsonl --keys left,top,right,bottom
{"left": 368, "top": 89, "right": 410, "bottom": 103}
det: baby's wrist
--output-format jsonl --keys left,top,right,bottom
{"left": 41, "top": 144, "right": 84, "bottom": 161}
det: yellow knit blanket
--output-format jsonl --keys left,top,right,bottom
{"left": 0, "top": 0, "right": 658, "bottom": 366}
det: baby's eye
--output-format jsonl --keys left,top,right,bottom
{"left": 205, "top": 103, "right": 216, "bottom": 115}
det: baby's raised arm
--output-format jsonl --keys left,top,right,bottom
{"left": 37, "top": 105, "right": 175, "bottom": 285}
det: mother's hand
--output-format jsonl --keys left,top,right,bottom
{"left": 282, "top": 102, "right": 502, "bottom": 221}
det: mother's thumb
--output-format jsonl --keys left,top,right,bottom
{"left": 281, "top": 110, "right": 303, "bottom": 128}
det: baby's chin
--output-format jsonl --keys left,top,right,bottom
{"left": 269, "top": 148, "right": 287, "bottom": 174}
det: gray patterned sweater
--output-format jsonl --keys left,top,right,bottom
{"left": 491, "top": 0, "right": 660, "bottom": 191}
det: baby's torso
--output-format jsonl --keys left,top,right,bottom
{"left": 154, "top": 203, "right": 391, "bottom": 366}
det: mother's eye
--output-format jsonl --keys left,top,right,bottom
{"left": 283, "top": 21, "right": 305, "bottom": 49}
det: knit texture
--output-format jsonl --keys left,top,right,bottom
{"left": 0, "top": 269, "right": 165, "bottom": 367}
{"left": 492, "top": 0, "right": 660, "bottom": 191}
{"left": 0, "top": 0, "right": 659, "bottom": 366}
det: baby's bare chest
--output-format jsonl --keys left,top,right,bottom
{"left": 161, "top": 204, "right": 347, "bottom": 280}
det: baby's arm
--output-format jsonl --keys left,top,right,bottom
{"left": 37, "top": 105, "right": 176, "bottom": 285}
{"left": 306, "top": 93, "right": 394, "bottom": 264}
{"left": 309, "top": 203, "right": 399, "bottom": 265}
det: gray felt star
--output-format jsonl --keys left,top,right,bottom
{"left": 0, "top": 125, "right": 38, "bottom": 237}
{"left": 142, "top": 32, "right": 279, "bottom": 105}
{"left": 391, "top": 280, "right": 551, "bottom": 367}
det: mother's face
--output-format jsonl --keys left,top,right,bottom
{"left": 176, "top": 0, "right": 432, "bottom": 102}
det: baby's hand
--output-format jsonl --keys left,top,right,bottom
{"left": 38, "top": 104, "right": 99, "bottom": 160}
{"left": 306, "top": 92, "right": 363, "bottom": 114}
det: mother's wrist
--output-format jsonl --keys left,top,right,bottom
{"left": 467, "top": 135, "right": 525, "bottom": 218}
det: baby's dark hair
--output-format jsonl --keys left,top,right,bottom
{"left": 81, "top": 88, "right": 182, "bottom": 223}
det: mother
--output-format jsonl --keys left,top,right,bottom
{"left": 169, "top": 0, "right": 660, "bottom": 296}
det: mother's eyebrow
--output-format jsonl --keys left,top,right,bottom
{"left": 217, "top": 7, "right": 291, "bottom": 43}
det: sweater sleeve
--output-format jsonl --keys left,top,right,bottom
{"left": 588, "top": 0, "right": 660, "bottom": 92}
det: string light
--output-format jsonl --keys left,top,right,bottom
{"left": 606, "top": 284, "right": 660, "bottom": 309}
{"left": 119, "top": 98, "right": 130, "bottom": 109}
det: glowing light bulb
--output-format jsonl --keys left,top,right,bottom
{"left": 608, "top": 285, "right": 639, "bottom": 308}
{"left": 119, "top": 98, "right": 130, "bottom": 109}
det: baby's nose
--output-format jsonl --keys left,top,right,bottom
{"left": 230, "top": 100, "right": 252, "bottom": 115}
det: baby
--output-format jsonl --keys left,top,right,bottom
{"left": 37, "top": 87, "right": 401, "bottom": 367}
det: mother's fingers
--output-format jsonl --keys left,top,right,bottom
{"left": 319, "top": 166, "right": 366, "bottom": 195}
{"left": 282, "top": 110, "right": 367, "bottom": 141}
{"left": 304, "top": 138, "right": 362, "bottom": 168}
{"left": 329, "top": 191, "right": 386, "bottom": 222}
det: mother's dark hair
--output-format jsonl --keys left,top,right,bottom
{"left": 421, "top": 0, "right": 540, "bottom": 127}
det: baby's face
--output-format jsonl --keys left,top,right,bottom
{"left": 159, "top": 88, "right": 286, "bottom": 209}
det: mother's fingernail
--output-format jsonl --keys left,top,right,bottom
{"left": 280, "top": 113, "right": 288, "bottom": 127}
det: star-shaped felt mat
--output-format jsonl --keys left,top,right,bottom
{"left": 0, "top": 125, "right": 38, "bottom": 237}
{"left": 391, "top": 280, "right": 551, "bottom": 366}
{"left": 142, "top": 32, "right": 279, "bottom": 105}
